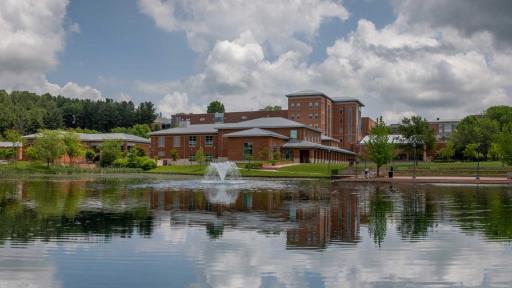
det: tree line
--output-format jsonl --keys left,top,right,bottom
{"left": 0, "top": 90, "right": 157, "bottom": 135}
{"left": 366, "top": 105, "right": 512, "bottom": 175}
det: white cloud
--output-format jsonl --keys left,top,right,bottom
{"left": 139, "top": 2, "right": 512, "bottom": 123}
{"left": 159, "top": 91, "right": 203, "bottom": 116}
{"left": 0, "top": 0, "right": 103, "bottom": 101}
{"left": 137, "top": 0, "right": 349, "bottom": 55}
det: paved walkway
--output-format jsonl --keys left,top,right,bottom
{"left": 334, "top": 176, "right": 512, "bottom": 184}
{"left": 261, "top": 163, "right": 299, "bottom": 170}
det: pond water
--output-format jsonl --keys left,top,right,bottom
{"left": 0, "top": 176, "right": 512, "bottom": 287}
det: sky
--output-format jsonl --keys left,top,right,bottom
{"left": 1, "top": 0, "right": 511, "bottom": 123}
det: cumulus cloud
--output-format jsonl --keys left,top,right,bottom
{"left": 139, "top": 1, "right": 512, "bottom": 123}
{"left": 137, "top": 0, "right": 349, "bottom": 54}
{"left": 0, "top": 0, "right": 103, "bottom": 100}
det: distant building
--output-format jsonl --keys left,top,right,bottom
{"left": 0, "top": 141, "right": 23, "bottom": 161}
{"left": 152, "top": 90, "right": 372, "bottom": 164}
{"left": 23, "top": 133, "right": 151, "bottom": 163}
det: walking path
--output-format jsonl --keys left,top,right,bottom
{"left": 333, "top": 176, "right": 512, "bottom": 184}
{"left": 261, "top": 163, "right": 299, "bottom": 170}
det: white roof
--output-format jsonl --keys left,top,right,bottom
{"left": 23, "top": 133, "right": 150, "bottom": 144}
{"left": 0, "top": 141, "right": 22, "bottom": 148}
{"left": 282, "top": 140, "right": 356, "bottom": 155}
{"left": 150, "top": 124, "right": 218, "bottom": 135}
{"left": 223, "top": 128, "right": 289, "bottom": 139}
{"left": 359, "top": 134, "right": 416, "bottom": 145}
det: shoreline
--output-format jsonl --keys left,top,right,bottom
{"left": 334, "top": 176, "right": 512, "bottom": 184}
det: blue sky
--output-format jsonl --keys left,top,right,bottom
{"left": 1, "top": 0, "right": 511, "bottom": 122}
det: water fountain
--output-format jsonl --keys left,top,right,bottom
{"left": 204, "top": 161, "right": 241, "bottom": 182}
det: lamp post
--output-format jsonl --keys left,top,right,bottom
{"left": 476, "top": 144, "right": 480, "bottom": 180}
{"left": 413, "top": 141, "right": 417, "bottom": 179}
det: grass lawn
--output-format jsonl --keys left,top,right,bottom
{"left": 150, "top": 163, "right": 349, "bottom": 178}
{"left": 355, "top": 161, "right": 511, "bottom": 177}
{"left": 0, "top": 161, "right": 142, "bottom": 175}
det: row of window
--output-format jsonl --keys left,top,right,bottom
{"left": 158, "top": 135, "right": 214, "bottom": 148}
{"left": 290, "top": 101, "right": 320, "bottom": 110}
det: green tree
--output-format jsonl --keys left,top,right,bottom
{"left": 4, "top": 129, "right": 23, "bottom": 165}
{"left": 489, "top": 143, "right": 503, "bottom": 162}
{"left": 452, "top": 115, "right": 498, "bottom": 160}
{"left": 195, "top": 147, "right": 206, "bottom": 168}
{"left": 207, "top": 100, "right": 225, "bottom": 113}
{"left": 62, "top": 132, "right": 86, "bottom": 165}
{"left": 463, "top": 143, "right": 479, "bottom": 161}
{"left": 367, "top": 117, "right": 395, "bottom": 177}
{"left": 31, "top": 130, "right": 67, "bottom": 167}
{"left": 398, "top": 116, "right": 436, "bottom": 155}
{"left": 438, "top": 141, "right": 455, "bottom": 160}
{"left": 261, "top": 105, "right": 282, "bottom": 111}
{"left": 85, "top": 150, "right": 96, "bottom": 162}
{"left": 497, "top": 124, "right": 512, "bottom": 166}
{"left": 100, "top": 140, "right": 122, "bottom": 167}
{"left": 170, "top": 148, "right": 178, "bottom": 161}
{"left": 111, "top": 124, "right": 151, "bottom": 138}
{"left": 485, "top": 106, "right": 512, "bottom": 131}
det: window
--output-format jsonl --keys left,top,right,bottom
{"left": 315, "top": 102, "right": 319, "bottom": 108}
{"left": 241, "top": 116, "right": 247, "bottom": 120}
{"left": 188, "top": 154, "right": 196, "bottom": 161}
{"left": 314, "top": 124, "right": 319, "bottom": 129}
{"left": 296, "top": 115, "right": 300, "bottom": 120}
{"left": 296, "top": 103, "right": 300, "bottom": 110}
{"left": 291, "top": 115, "right": 295, "bottom": 120}
{"left": 200, "top": 117, "right": 205, "bottom": 121}
{"left": 291, "top": 103, "right": 295, "bottom": 110}
{"left": 308, "top": 102, "right": 313, "bottom": 108}
{"left": 189, "top": 136, "right": 197, "bottom": 147}
{"left": 290, "top": 130, "right": 298, "bottom": 139}
{"left": 214, "top": 113, "right": 224, "bottom": 123}
{"left": 243, "top": 143, "right": 253, "bottom": 160}
{"left": 206, "top": 154, "right": 213, "bottom": 162}
{"left": 158, "top": 151, "right": 165, "bottom": 157}
{"left": 173, "top": 136, "right": 180, "bottom": 147}
{"left": 205, "top": 135, "right": 213, "bottom": 146}
{"left": 158, "top": 136, "right": 165, "bottom": 148}
{"left": 346, "top": 108, "right": 353, "bottom": 143}
{"left": 309, "top": 113, "right": 313, "bottom": 119}
{"left": 314, "top": 113, "right": 318, "bottom": 119}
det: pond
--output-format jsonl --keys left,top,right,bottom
{"left": 0, "top": 176, "right": 511, "bottom": 287}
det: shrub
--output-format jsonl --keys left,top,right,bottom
{"left": 85, "top": 150, "right": 96, "bottom": 162}
{"left": 244, "top": 161, "right": 263, "bottom": 169}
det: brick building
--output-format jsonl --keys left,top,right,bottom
{"left": 150, "top": 90, "right": 371, "bottom": 164}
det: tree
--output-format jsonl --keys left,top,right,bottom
{"left": 261, "top": 105, "right": 282, "bottom": 111}
{"left": 4, "top": 129, "right": 23, "bottom": 165}
{"left": 463, "top": 143, "right": 479, "bottom": 161}
{"left": 485, "top": 106, "right": 512, "bottom": 131}
{"left": 398, "top": 116, "right": 436, "bottom": 155}
{"left": 31, "top": 130, "right": 67, "bottom": 167}
{"left": 452, "top": 115, "right": 498, "bottom": 160}
{"left": 195, "top": 147, "right": 206, "bottom": 168}
{"left": 438, "top": 141, "right": 455, "bottom": 160}
{"left": 489, "top": 143, "right": 503, "bottom": 162}
{"left": 170, "top": 148, "right": 178, "bottom": 161}
{"left": 85, "top": 150, "right": 96, "bottom": 163}
{"left": 62, "top": 132, "right": 86, "bottom": 165}
{"left": 111, "top": 124, "right": 151, "bottom": 138}
{"left": 367, "top": 117, "right": 395, "bottom": 177}
{"left": 99, "top": 140, "right": 122, "bottom": 167}
{"left": 207, "top": 100, "right": 225, "bottom": 113}
{"left": 497, "top": 124, "right": 512, "bottom": 166}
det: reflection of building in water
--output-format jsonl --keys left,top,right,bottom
{"left": 287, "top": 191, "right": 359, "bottom": 249}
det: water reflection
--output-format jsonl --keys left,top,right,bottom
{"left": 1, "top": 178, "right": 512, "bottom": 287}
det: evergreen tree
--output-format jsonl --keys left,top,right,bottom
{"left": 207, "top": 100, "right": 225, "bottom": 113}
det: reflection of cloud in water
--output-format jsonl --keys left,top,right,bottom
{"left": 204, "top": 185, "right": 240, "bottom": 205}
{"left": 130, "top": 179, "right": 293, "bottom": 191}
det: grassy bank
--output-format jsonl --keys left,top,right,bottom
{"left": 353, "top": 161, "right": 511, "bottom": 177}
{"left": 0, "top": 161, "right": 143, "bottom": 176}
{"left": 150, "top": 163, "right": 349, "bottom": 178}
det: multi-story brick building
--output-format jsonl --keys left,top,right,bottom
{"left": 151, "top": 90, "right": 369, "bottom": 164}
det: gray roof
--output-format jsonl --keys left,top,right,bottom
{"left": 151, "top": 117, "right": 321, "bottom": 135}
{"left": 23, "top": 132, "right": 150, "bottom": 144}
{"left": 150, "top": 124, "right": 218, "bottom": 135}
{"left": 283, "top": 140, "right": 356, "bottom": 155}
{"left": 220, "top": 117, "right": 319, "bottom": 131}
{"left": 223, "top": 128, "right": 289, "bottom": 140}
{"left": 286, "top": 90, "right": 364, "bottom": 106}
{"left": 0, "top": 141, "right": 22, "bottom": 148}
{"left": 321, "top": 135, "right": 340, "bottom": 142}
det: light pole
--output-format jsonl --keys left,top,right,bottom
{"left": 476, "top": 144, "right": 480, "bottom": 180}
{"left": 413, "top": 141, "right": 417, "bottom": 179}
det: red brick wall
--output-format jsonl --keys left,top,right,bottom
{"left": 224, "top": 137, "right": 286, "bottom": 161}
{"left": 151, "top": 134, "right": 219, "bottom": 159}
{"left": 332, "top": 102, "right": 362, "bottom": 150}
{"left": 361, "top": 117, "right": 375, "bottom": 137}
{"left": 288, "top": 96, "right": 330, "bottom": 136}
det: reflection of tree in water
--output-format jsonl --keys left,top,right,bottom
{"left": 397, "top": 189, "right": 436, "bottom": 240}
{"left": 206, "top": 221, "right": 224, "bottom": 239}
{"left": 0, "top": 179, "right": 153, "bottom": 243}
{"left": 448, "top": 186, "right": 512, "bottom": 240}
{"left": 368, "top": 187, "right": 393, "bottom": 247}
